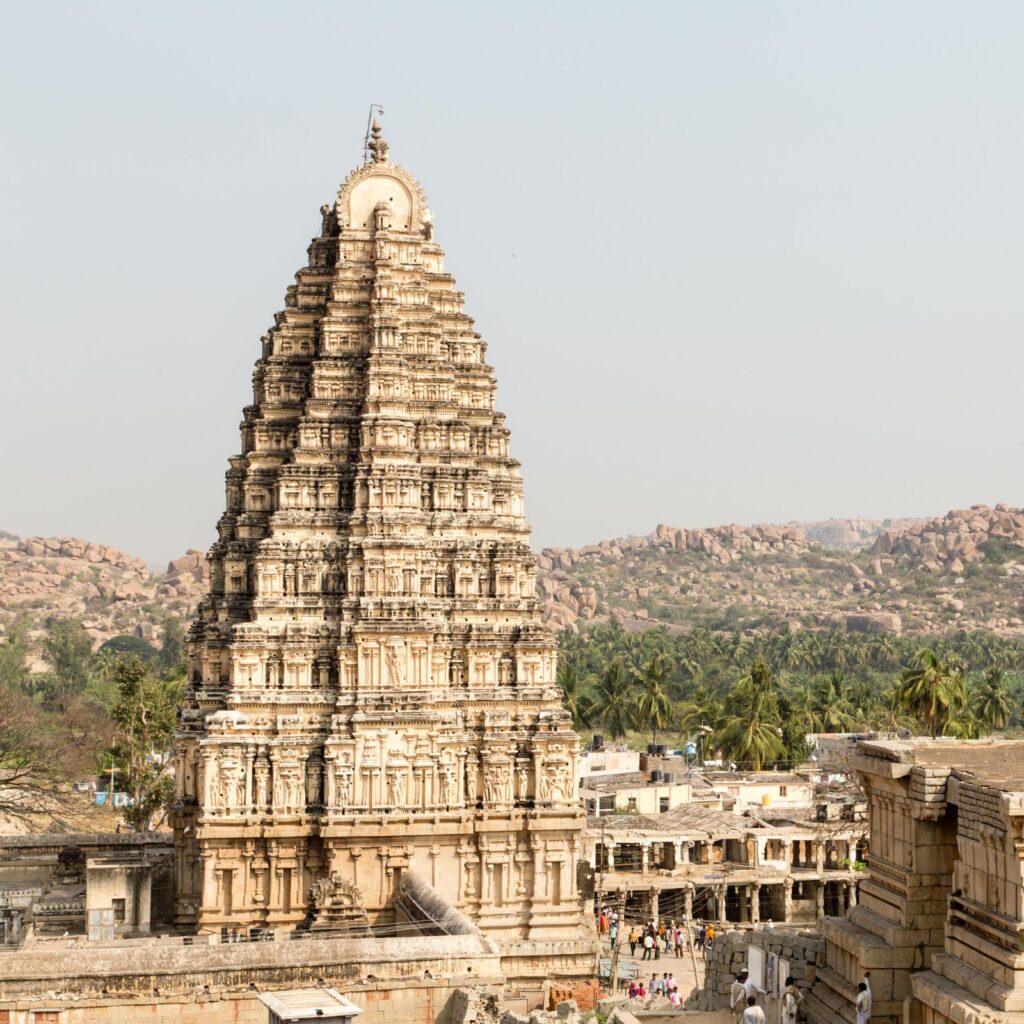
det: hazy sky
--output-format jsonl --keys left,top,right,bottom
{"left": 2, "top": 2, "right": 1022, "bottom": 567}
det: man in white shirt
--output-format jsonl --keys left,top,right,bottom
{"left": 744, "top": 972, "right": 767, "bottom": 1003}
{"left": 856, "top": 981, "right": 872, "bottom": 1024}
{"left": 730, "top": 973, "right": 748, "bottom": 1024}
{"left": 742, "top": 996, "right": 766, "bottom": 1024}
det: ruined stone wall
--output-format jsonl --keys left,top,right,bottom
{"left": 691, "top": 927, "right": 824, "bottom": 1011}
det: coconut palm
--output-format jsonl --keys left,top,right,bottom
{"left": 714, "top": 661, "right": 785, "bottom": 770}
{"left": 633, "top": 654, "right": 675, "bottom": 748}
{"left": 970, "top": 668, "right": 1012, "bottom": 732}
{"left": 590, "top": 659, "right": 636, "bottom": 740}
{"left": 556, "top": 657, "right": 594, "bottom": 730}
{"left": 896, "top": 648, "right": 968, "bottom": 739}
{"left": 811, "top": 671, "right": 857, "bottom": 733}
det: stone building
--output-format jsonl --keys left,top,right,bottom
{"left": 586, "top": 805, "right": 865, "bottom": 927}
{"left": 170, "top": 123, "right": 590, "bottom": 972}
{"left": 0, "top": 833, "right": 173, "bottom": 945}
{"left": 806, "top": 737, "right": 1024, "bottom": 1024}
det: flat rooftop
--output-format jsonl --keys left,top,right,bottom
{"left": 859, "top": 738, "right": 1024, "bottom": 793}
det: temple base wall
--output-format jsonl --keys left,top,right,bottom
{"left": 0, "top": 933, "right": 504, "bottom": 1024}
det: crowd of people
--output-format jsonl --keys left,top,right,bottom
{"left": 596, "top": 905, "right": 873, "bottom": 1023}
{"left": 596, "top": 908, "right": 715, "bottom": 961}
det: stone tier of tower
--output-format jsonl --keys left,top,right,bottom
{"left": 170, "top": 124, "right": 586, "bottom": 952}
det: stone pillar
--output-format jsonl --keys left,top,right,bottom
{"left": 606, "top": 842, "right": 615, "bottom": 871}
{"left": 782, "top": 882, "right": 793, "bottom": 923}
{"left": 641, "top": 843, "right": 650, "bottom": 874}
{"left": 717, "top": 885, "right": 727, "bottom": 923}
{"left": 650, "top": 888, "right": 659, "bottom": 923}
{"left": 201, "top": 853, "right": 217, "bottom": 914}
{"left": 815, "top": 841, "right": 825, "bottom": 874}
{"left": 684, "top": 884, "right": 694, "bottom": 922}
{"left": 848, "top": 879, "right": 858, "bottom": 909}
{"left": 781, "top": 839, "right": 792, "bottom": 867}
{"left": 739, "top": 885, "right": 749, "bottom": 924}
{"left": 848, "top": 839, "right": 858, "bottom": 866}
{"left": 751, "top": 883, "right": 761, "bottom": 924}
{"left": 816, "top": 881, "right": 825, "bottom": 920}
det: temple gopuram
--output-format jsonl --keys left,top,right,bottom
{"left": 170, "top": 122, "right": 589, "bottom": 960}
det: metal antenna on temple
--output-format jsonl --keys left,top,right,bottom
{"left": 363, "top": 104, "right": 385, "bottom": 163}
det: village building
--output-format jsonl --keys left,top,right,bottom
{"left": 806, "top": 737, "right": 1024, "bottom": 1024}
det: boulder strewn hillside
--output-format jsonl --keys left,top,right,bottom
{"left": 0, "top": 533, "right": 207, "bottom": 648}
{"left": 869, "top": 504, "right": 1024, "bottom": 574}
{"left": 537, "top": 505, "right": 1024, "bottom": 637}
{"left": 2, "top": 503, "right": 1023, "bottom": 654}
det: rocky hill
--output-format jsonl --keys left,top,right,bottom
{"left": 2, "top": 503, "right": 1023, "bottom": 654}
{"left": 0, "top": 533, "right": 207, "bottom": 652}
{"left": 538, "top": 504, "right": 1024, "bottom": 637}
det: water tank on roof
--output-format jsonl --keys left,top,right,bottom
{"left": 647, "top": 743, "right": 657, "bottom": 755}
{"left": 656, "top": 744, "right": 668, "bottom": 757}
{"left": 592, "top": 734, "right": 604, "bottom": 751}
{"left": 663, "top": 772, "right": 675, "bottom": 784}
{"left": 762, "top": 793, "right": 772, "bottom": 807}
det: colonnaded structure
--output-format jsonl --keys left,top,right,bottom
{"left": 170, "top": 122, "right": 590, "bottom": 969}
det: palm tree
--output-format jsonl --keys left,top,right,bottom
{"left": 868, "top": 686, "right": 916, "bottom": 734}
{"left": 896, "top": 648, "right": 968, "bottom": 739}
{"left": 556, "top": 657, "right": 594, "bottom": 730}
{"left": 811, "top": 671, "right": 857, "bottom": 733}
{"left": 633, "top": 654, "right": 674, "bottom": 748}
{"left": 713, "top": 661, "right": 785, "bottom": 770}
{"left": 970, "top": 668, "right": 1012, "bottom": 732}
{"left": 590, "top": 659, "right": 636, "bottom": 740}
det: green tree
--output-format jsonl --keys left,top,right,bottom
{"left": 811, "top": 671, "right": 858, "bottom": 733}
{"left": 590, "top": 659, "right": 636, "bottom": 740}
{"left": 897, "top": 648, "right": 968, "bottom": 739}
{"left": 970, "top": 668, "right": 1012, "bottom": 731}
{"left": 633, "top": 654, "right": 674, "bottom": 748}
{"left": 0, "top": 625, "right": 31, "bottom": 692}
{"left": 107, "top": 656, "right": 177, "bottom": 831}
{"left": 158, "top": 616, "right": 185, "bottom": 673}
{"left": 556, "top": 656, "right": 594, "bottom": 730}
{"left": 41, "top": 619, "right": 94, "bottom": 711}
{"left": 714, "top": 661, "right": 785, "bottom": 770}
{"left": 100, "top": 635, "right": 158, "bottom": 661}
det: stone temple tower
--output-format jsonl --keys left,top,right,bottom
{"left": 171, "top": 124, "right": 586, "bottom": 952}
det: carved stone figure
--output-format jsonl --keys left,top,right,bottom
{"left": 387, "top": 767, "right": 406, "bottom": 807}
{"left": 440, "top": 765, "right": 455, "bottom": 805}
{"left": 385, "top": 646, "right": 402, "bottom": 686}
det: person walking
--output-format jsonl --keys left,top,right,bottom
{"left": 642, "top": 930, "right": 654, "bottom": 961}
{"left": 780, "top": 977, "right": 802, "bottom": 1024}
{"left": 628, "top": 926, "right": 638, "bottom": 958}
{"left": 855, "top": 981, "right": 872, "bottom": 1024}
